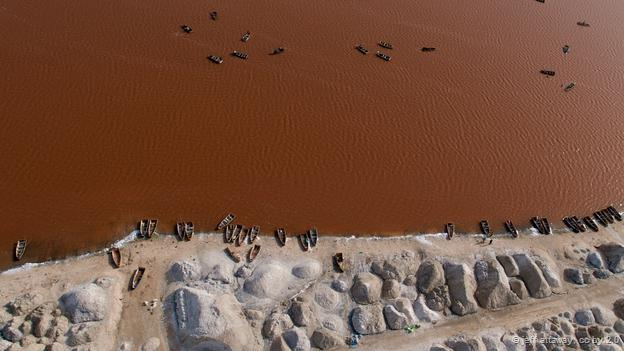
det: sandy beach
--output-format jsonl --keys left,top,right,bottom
{"left": 3, "top": 221, "right": 624, "bottom": 350}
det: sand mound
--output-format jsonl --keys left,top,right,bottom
{"left": 291, "top": 259, "right": 322, "bottom": 280}
{"left": 243, "top": 262, "right": 291, "bottom": 299}
{"left": 59, "top": 282, "right": 109, "bottom": 323}
{"left": 167, "top": 260, "right": 201, "bottom": 283}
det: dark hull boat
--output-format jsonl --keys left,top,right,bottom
{"left": 541, "top": 218, "right": 552, "bottom": 235}
{"left": 563, "top": 45, "right": 570, "bottom": 54}
{"left": 563, "top": 217, "right": 579, "bottom": 233}
{"left": 270, "top": 47, "right": 285, "bottom": 55}
{"left": 583, "top": 216, "right": 599, "bottom": 232}
{"left": 356, "top": 44, "right": 368, "bottom": 55}
{"left": 225, "top": 247, "right": 241, "bottom": 263}
{"left": 564, "top": 82, "right": 575, "bottom": 92}
{"left": 241, "top": 31, "right": 251, "bottom": 42}
{"left": 181, "top": 25, "right": 192, "bottom": 33}
{"left": 177, "top": 222, "right": 186, "bottom": 241}
{"left": 231, "top": 51, "right": 248, "bottom": 59}
{"left": 601, "top": 210, "right": 614, "bottom": 224}
{"left": 248, "top": 245, "right": 261, "bottom": 262}
{"left": 139, "top": 220, "right": 148, "bottom": 238}
{"left": 217, "top": 213, "right": 236, "bottom": 230}
{"left": 275, "top": 228, "right": 286, "bottom": 246}
{"left": 540, "top": 70, "right": 555, "bottom": 76}
{"left": 608, "top": 206, "right": 622, "bottom": 221}
{"left": 224, "top": 224, "right": 234, "bottom": 243}
{"left": 249, "top": 226, "right": 260, "bottom": 243}
{"left": 231, "top": 225, "right": 243, "bottom": 244}
{"left": 147, "top": 219, "right": 158, "bottom": 238}
{"left": 237, "top": 227, "right": 248, "bottom": 246}
{"left": 208, "top": 55, "right": 224, "bottom": 64}
{"left": 504, "top": 220, "right": 518, "bottom": 238}
{"left": 334, "top": 253, "right": 347, "bottom": 272}
{"left": 593, "top": 212, "right": 608, "bottom": 227}
{"left": 15, "top": 240, "right": 27, "bottom": 261}
{"left": 572, "top": 216, "right": 586, "bottom": 232}
{"left": 577, "top": 21, "right": 590, "bottom": 27}
{"left": 130, "top": 267, "right": 146, "bottom": 290}
{"left": 376, "top": 51, "right": 391, "bottom": 61}
{"left": 421, "top": 47, "right": 436, "bottom": 52}
{"left": 111, "top": 247, "right": 121, "bottom": 268}
{"left": 210, "top": 11, "right": 218, "bottom": 20}
{"left": 445, "top": 223, "right": 454, "bottom": 240}
{"left": 531, "top": 217, "right": 544, "bottom": 234}
{"left": 378, "top": 41, "right": 393, "bottom": 49}
{"left": 185, "top": 222, "right": 194, "bottom": 241}
{"left": 308, "top": 228, "right": 318, "bottom": 247}
{"left": 299, "top": 234, "right": 310, "bottom": 252}
{"left": 480, "top": 220, "right": 491, "bottom": 237}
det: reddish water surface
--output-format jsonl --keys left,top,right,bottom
{"left": 1, "top": 0, "right": 624, "bottom": 269}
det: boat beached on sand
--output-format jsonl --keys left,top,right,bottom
{"left": 111, "top": 247, "right": 121, "bottom": 268}
{"left": 480, "top": 220, "right": 491, "bottom": 237}
{"left": 249, "top": 226, "right": 260, "bottom": 243}
{"left": 139, "top": 220, "right": 148, "bottom": 238}
{"left": 185, "top": 222, "right": 194, "bottom": 241}
{"left": 248, "top": 245, "right": 261, "bottom": 262}
{"left": 225, "top": 247, "right": 241, "bottom": 263}
{"left": 276, "top": 228, "right": 286, "bottom": 246}
{"left": 308, "top": 228, "right": 318, "bottom": 247}
{"left": 176, "top": 222, "right": 185, "bottom": 241}
{"left": 334, "top": 253, "right": 347, "bottom": 272}
{"left": 504, "top": 220, "right": 518, "bottom": 238}
{"left": 147, "top": 219, "right": 157, "bottom": 238}
{"left": 445, "top": 223, "right": 454, "bottom": 240}
{"left": 15, "top": 240, "right": 27, "bottom": 261}
{"left": 300, "top": 234, "right": 310, "bottom": 251}
{"left": 130, "top": 267, "right": 146, "bottom": 290}
{"left": 583, "top": 216, "right": 599, "bottom": 232}
{"left": 232, "top": 224, "right": 243, "bottom": 244}
{"left": 237, "top": 227, "right": 248, "bottom": 246}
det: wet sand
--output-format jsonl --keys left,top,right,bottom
{"left": 1, "top": 0, "right": 624, "bottom": 269}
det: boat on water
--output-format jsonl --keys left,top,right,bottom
{"left": 249, "top": 226, "right": 260, "bottom": 243}
{"left": 562, "top": 45, "right": 570, "bottom": 54}
{"left": 139, "top": 220, "right": 148, "bottom": 238}
{"left": 181, "top": 25, "right": 192, "bottom": 33}
{"left": 583, "top": 216, "right": 599, "bottom": 232}
{"left": 356, "top": 44, "right": 368, "bottom": 55}
{"left": 593, "top": 212, "right": 608, "bottom": 227}
{"left": 210, "top": 11, "right": 218, "bottom": 20}
{"left": 504, "top": 220, "right": 518, "bottom": 238}
{"left": 541, "top": 218, "right": 552, "bottom": 235}
{"left": 176, "top": 222, "right": 186, "bottom": 241}
{"left": 217, "top": 213, "right": 236, "bottom": 230}
{"left": 607, "top": 206, "right": 622, "bottom": 221}
{"left": 241, "top": 31, "right": 251, "bottom": 42}
{"left": 224, "top": 224, "right": 234, "bottom": 243}
{"left": 15, "top": 240, "right": 27, "bottom": 261}
{"left": 577, "top": 21, "right": 590, "bottom": 27}
{"left": 299, "top": 234, "right": 310, "bottom": 251}
{"left": 232, "top": 224, "right": 243, "bottom": 243}
{"left": 237, "top": 227, "right": 248, "bottom": 246}
{"left": 563, "top": 82, "right": 575, "bottom": 92}
{"left": 248, "top": 245, "right": 261, "bottom": 262}
{"left": 130, "top": 267, "right": 146, "bottom": 290}
{"left": 445, "top": 223, "right": 454, "bottom": 240}
{"left": 540, "top": 70, "right": 555, "bottom": 76}
{"left": 111, "top": 247, "right": 121, "bottom": 268}
{"left": 480, "top": 220, "right": 491, "bottom": 237}
{"left": 270, "top": 47, "right": 285, "bottom": 55}
{"left": 208, "top": 55, "right": 224, "bottom": 64}
{"left": 334, "top": 253, "right": 347, "bottom": 272}
{"left": 376, "top": 51, "right": 391, "bottom": 61}
{"left": 421, "top": 47, "right": 436, "bottom": 52}
{"left": 185, "top": 222, "right": 194, "bottom": 241}
{"left": 563, "top": 217, "right": 579, "bottom": 233}
{"left": 147, "top": 219, "right": 158, "bottom": 238}
{"left": 308, "top": 228, "right": 318, "bottom": 247}
{"left": 378, "top": 41, "right": 393, "bottom": 49}
{"left": 231, "top": 51, "right": 248, "bottom": 59}
{"left": 225, "top": 247, "right": 241, "bottom": 263}
{"left": 536, "top": 0, "right": 545, "bottom": 3}
{"left": 572, "top": 216, "right": 586, "bottom": 232}
{"left": 276, "top": 228, "right": 286, "bottom": 246}
{"left": 531, "top": 217, "right": 544, "bottom": 234}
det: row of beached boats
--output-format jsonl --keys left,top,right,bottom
{"left": 355, "top": 42, "right": 436, "bottom": 62}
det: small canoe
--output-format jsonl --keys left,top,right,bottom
{"left": 210, "top": 11, "right": 218, "bottom": 20}
{"left": 232, "top": 51, "right": 249, "bottom": 59}
{"left": 594, "top": 212, "right": 608, "bottom": 227}
{"left": 232, "top": 224, "right": 243, "bottom": 243}
{"left": 130, "top": 267, "right": 146, "bottom": 290}
{"left": 563, "top": 217, "right": 579, "bottom": 233}
{"left": 308, "top": 228, "right": 318, "bottom": 247}
{"left": 541, "top": 218, "right": 552, "bottom": 235}
{"left": 147, "top": 219, "right": 158, "bottom": 238}
{"left": 577, "top": 21, "right": 590, "bottom": 27}
{"left": 572, "top": 216, "right": 586, "bottom": 232}
{"left": 378, "top": 41, "right": 393, "bottom": 49}
{"left": 530, "top": 217, "right": 544, "bottom": 234}
{"left": 276, "top": 228, "right": 286, "bottom": 246}
{"left": 562, "top": 45, "right": 570, "bottom": 54}
{"left": 583, "top": 216, "right": 599, "bottom": 232}
{"left": 14, "top": 240, "right": 27, "bottom": 261}
{"left": 248, "top": 244, "right": 261, "bottom": 262}
{"left": 540, "top": 70, "right": 555, "bottom": 76}
{"left": 241, "top": 31, "right": 251, "bottom": 42}
{"left": 376, "top": 51, "right": 391, "bottom": 61}
{"left": 139, "top": 220, "right": 148, "bottom": 238}
{"left": 225, "top": 247, "right": 241, "bottom": 263}
{"left": 208, "top": 55, "right": 224, "bottom": 64}
{"left": 111, "top": 247, "right": 121, "bottom": 268}
{"left": 224, "top": 224, "right": 234, "bottom": 243}
{"left": 237, "top": 227, "right": 248, "bottom": 246}
{"left": 334, "top": 253, "right": 347, "bottom": 272}
{"left": 421, "top": 47, "right": 436, "bottom": 52}
{"left": 504, "top": 220, "right": 518, "bottom": 238}
{"left": 181, "top": 25, "right": 192, "bottom": 33}
{"left": 607, "top": 206, "right": 622, "bottom": 221}
{"left": 356, "top": 44, "right": 368, "bottom": 55}
{"left": 300, "top": 234, "right": 310, "bottom": 252}
{"left": 601, "top": 209, "right": 614, "bottom": 224}
{"left": 445, "top": 223, "right": 454, "bottom": 240}
{"left": 536, "top": 0, "right": 544, "bottom": 3}
{"left": 480, "top": 220, "right": 491, "bottom": 237}
{"left": 270, "top": 47, "right": 285, "bottom": 55}
{"left": 185, "top": 222, "right": 194, "bottom": 241}
{"left": 563, "top": 82, "right": 575, "bottom": 92}
{"left": 176, "top": 222, "right": 186, "bottom": 241}
{"left": 249, "top": 225, "right": 260, "bottom": 243}
{"left": 217, "top": 213, "right": 236, "bottom": 230}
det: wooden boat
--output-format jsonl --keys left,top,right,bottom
{"left": 563, "top": 217, "right": 579, "bottom": 233}
{"left": 562, "top": 45, "right": 570, "bottom": 54}
{"left": 231, "top": 51, "right": 248, "bottom": 59}
{"left": 241, "top": 31, "right": 251, "bottom": 42}
{"left": 217, "top": 213, "right": 236, "bottom": 230}
{"left": 356, "top": 44, "right": 368, "bottom": 55}
{"left": 176, "top": 222, "right": 186, "bottom": 241}
{"left": 270, "top": 47, "right": 285, "bottom": 55}
{"left": 224, "top": 224, "right": 234, "bottom": 243}
{"left": 577, "top": 21, "right": 590, "bottom": 27}
{"left": 231, "top": 224, "right": 243, "bottom": 243}
{"left": 563, "top": 82, "right": 575, "bottom": 92}
{"left": 249, "top": 225, "right": 260, "bottom": 243}
{"left": 583, "top": 216, "right": 599, "bottom": 232}
{"left": 541, "top": 218, "right": 552, "bottom": 235}
{"left": 608, "top": 206, "right": 622, "bottom": 221}
{"left": 480, "top": 220, "right": 491, "bottom": 237}
{"left": 308, "top": 228, "right": 318, "bottom": 247}
{"left": 593, "top": 212, "right": 608, "bottom": 227}
{"left": 111, "top": 247, "right": 121, "bottom": 268}
{"left": 540, "top": 70, "right": 555, "bottom": 76}
{"left": 536, "top": 0, "right": 544, "bottom": 3}
{"left": 185, "top": 222, "right": 194, "bottom": 241}
{"left": 376, "top": 51, "right": 391, "bottom": 61}
{"left": 601, "top": 209, "right": 614, "bottom": 224}
{"left": 130, "top": 267, "right": 145, "bottom": 290}
{"left": 445, "top": 223, "right": 454, "bottom": 240}
{"left": 334, "top": 253, "right": 347, "bottom": 272}
{"left": 181, "top": 25, "right": 192, "bottom": 33}
{"left": 139, "top": 219, "right": 148, "bottom": 238}
{"left": 225, "top": 247, "right": 241, "bottom": 263}
{"left": 210, "top": 11, "right": 218, "bottom": 20}
{"left": 147, "top": 219, "right": 158, "bottom": 238}
{"left": 14, "top": 240, "right": 27, "bottom": 261}
{"left": 275, "top": 228, "right": 286, "bottom": 246}
{"left": 248, "top": 244, "right": 261, "bottom": 262}
{"left": 530, "top": 217, "right": 544, "bottom": 234}
{"left": 378, "top": 41, "right": 393, "bottom": 49}
{"left": 572, "top": 216, "right": 586, "bottom": 232}
{"left": 504, "top": 220, "right": 518, "bottom": 238}
{"left": 421, "top": 47, "right": 436, "bottom": 52}
{"left": 208, "top": 55, "right": 224, "bottom": 64}
{"left": 237, "top": 227, "right": 248, "bottom": 246}
{"left": 299, "top": 234, "right": 310, "bottom": 251}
